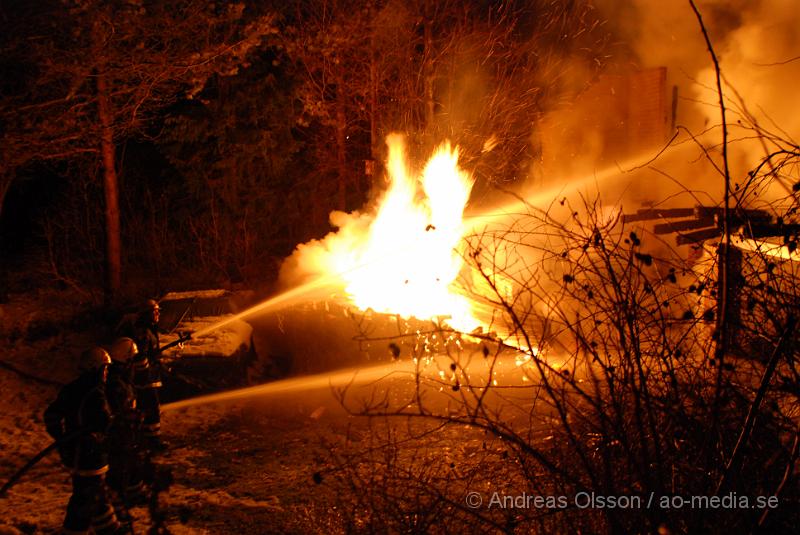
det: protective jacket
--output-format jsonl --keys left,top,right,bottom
{"left": 106, "top": 363, "right": 139, "bottom": 438}
{"left": 44, "top": 371, "right": 112, "bottom": 476}
{"left": 119, "top": 315, "right": 162, "bottom": 389}
{"left": 106, "top": 362, "right": 146, "bottom": 509}
{"left": 106, "top": 362, "right": 136, "bottom": 419}
{"left": 116, "top": 314, "right": 164, "bottom": 446}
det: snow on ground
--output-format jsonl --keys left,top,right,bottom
{"left": 0, "top": 290, "right": 496, "bottom": 533}
{"left": 0, "top": 290, "right": 346, "bottom": 533}
{"left": 1, "top": 356, "right": 341, "bottom": 533}
{"left": 155, "top": 393, "right": 350, "bottom": 533}
{"left": 0, "top": 368, "right": 69, "bottom": 533}
{"left": 0, "top": 292, "right": 101, "bottom": 533}
{"left": 0, "top": 296, "right": 334, "bottom": 535}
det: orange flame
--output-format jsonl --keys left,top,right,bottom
{"left": 285, "top": 134, "right": 479, "bottom": 331}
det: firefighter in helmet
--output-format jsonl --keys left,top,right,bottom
{"left": 118, "top": 299, "right": 165, "bottom": 451}
{"left": 106, "top": 337, "right": 147, "bottom": 517}
{"left": 44, "top": 347, "right": 121, "bottom": 534}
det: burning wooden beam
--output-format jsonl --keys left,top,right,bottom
{"left": 676, "top": 227, "right": 724, "bottom": 245}
{"left": 653, "top": 217, "right": 716, "bottom": 234}
{"left": 622, "top": 207, "right": 695, "bottom": 223}
{"left": 736, "top": 223, "right": 800, "bottom": 239}
{"left": 694, "top": 206, "right": 772, "bottom": 222}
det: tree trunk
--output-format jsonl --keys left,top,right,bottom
{"left": 0, "top": 174, "right": 9, "bottom": 302}
{"left": 96, "top": 73, "right": 122, "bottom": 301}
{"left": 335, "top": 78, "right": 348, "bottom": 211}
{"left": 423, "top": 19, "right": 435, "bottom": 129}
{"left": 0, "top": 174, "right": 12, "bottom": 220}
{"left": 369, "top": 2, "right": 378, "bottom": 162}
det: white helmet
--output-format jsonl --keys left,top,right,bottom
{"left": 79, "top": 347, "right": 112, "bottom": 372}
{"left": 110, "top": 337, "right": 139, "bottom": 364}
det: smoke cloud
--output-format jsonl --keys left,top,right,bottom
{"left": 528, "top": 0, "right": 800, "bottom": 211}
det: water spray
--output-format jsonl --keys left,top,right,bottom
{"left": 162, "top": 361, "right": 415, "bottom": 411}
{"left": 187, "top": 234, "right": 464, "bottom": 341}
{"left": 189, "top": 273, "right": 342, "bottom": 339}
{"left": 465, "top": 144, "right": 694, "bottom": 230}
{"left": 186, "top": 146, "right": 678, "bottom": 351}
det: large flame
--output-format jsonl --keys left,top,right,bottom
{"left": 284, "top": 134, "right": 479, "bottom": 331}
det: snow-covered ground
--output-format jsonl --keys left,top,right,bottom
{"left": 0, "top": 292, "right": 97, "bottom": 533}
{"left": 0, "top": 291, "right": 339, "bottom": 533}
{"left": 0, "top": 290, "right": 503, "bottom": 533}
{"left": 0, "top": 376, "right": 347, "bottom": 534}
{"left": 0, "top": 291, "right": 372, "bottom": 533}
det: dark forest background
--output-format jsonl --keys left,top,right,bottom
{"left": 0, "top": 0, "right": 619, "bottom": 302}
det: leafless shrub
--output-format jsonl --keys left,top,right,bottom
{"left": 315, "top": 3, "right": 800, "bottom": 531}
{"left": 321, "top": 178, "right": 797, "bottom": 533}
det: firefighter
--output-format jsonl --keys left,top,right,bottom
{"left": 118, "top": 299, "right": 164, "bottom": 451}
{"left": 106, "top": 337, "right": 147, "bottom": 517}
{"left": 44, "top": 347, "right": 121, "bottom": 535}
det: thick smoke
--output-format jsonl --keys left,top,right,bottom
{"left": 590, "top": 0, "right": 800, "bottom": 202}
{"left": 280, "top": 1, "right": 800, "bottom": 292}
{"left": 615, "top": 0, "right": 800, "bottom": 131}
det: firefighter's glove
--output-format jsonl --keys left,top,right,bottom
{"left": 178, "top": 331, "right": 192, "bottom": 350}
{"left": 180, "top": 331, "right": 192, "bottom": 342}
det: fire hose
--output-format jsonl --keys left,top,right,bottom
{"left": 157, "top": 332, "right": 213, "bottom": 391}
{"left": 0, "top": 333, "right": 194, "bottom": 498}
{"left": 157, "top": 331, "right": 193, "bottom": 355}
{"left": 0, "top": 430, "right": 80, "bottom": 498}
